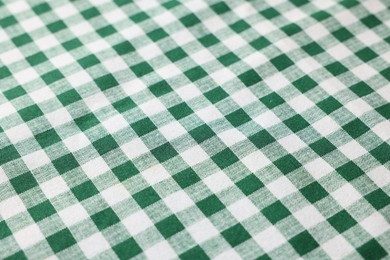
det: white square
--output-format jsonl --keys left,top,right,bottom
{"left": 345, "top": 99, "right": 371, "bottom": 117}
{"left": 70, "top": 22, "right": 94, "bottom": 37}
{"left": 223, "top": 35, "right": 247, "bottom": 51}
{"left": 63, "top": 132, "right": 90, "bottom": 152}
{"left": 0, "top": 48, "right": 24, "bottom": 65}
{"left": 7, "top": 1, "right": 29, "bottom": 14}
{"left": 360, "top": 212, "right": 390, "bottom": 237}
{"left": 313, "top": 0, "right": 335, "bottom": 9}
{"left": 40, "top": 176, "right": 69, "bottom": 199}
{"left": 296, "top": 57, "right": 322, "bottom": 74}
{"left": 81, "top": 157, "right": 110, "bottom": 179}
{"left": 23, "top": 150, "right": 51, "bottom": 170}
{"left": 234, "top": 3, "right": 257, "bottom": 18}
{"left": 103, "top": 9, "right": 127, "bottom": 24}
{"left": 362, "top": 0, "right": 386, "bottom": 13}
{"left": 228, "top": 198, "right": 258, "bottom": 221}
{"left": 67, "top": 71, "right": 93, "bottom": 87}
{"left": 320, "top": 77, "right": 346, "bottom": 95}
{"left": 218, "top": 128, "right": 246, "bottom": 147}
{"left": 241, "top": 151, "right": 271, "bottom": 172}
{"left": 203, "top": 16, "right": 226, "bottom": 33}
{"left": 254, "top": 226, "right": 286, "bottom": 252}
{"left": 334, "top": 10, "right": 358, "bottom": 26}
{"left": 266, "top": 176, "right": 297, "bottom": 199}
{"left": 156, "top": 64, "right": 182, "bottom": 79}
{"left": 278, "top": 134, "right": 307, "bottom": 153}
{"left": 356, "top": 31, "right": 381, "bottom": 46}
{"left": 102, "top": 57, "right": 128, "bottom": 73}
{"left": 327, "top": 44, "right": 353, "bottom": 60}
{"left": 14, "top": 224, "right": 44, "bottom": 249}
{"left": 123, "top": 211, "right": 153, "bottom": 236}
{"left": 0, "top": 167, "right": 8, "bottom": 184}
{"left": 210, "top": 68, "right": 236, "bottom": 85}
{"left": 0, "top": 195, "right": 26, "bottom": 219}
{"left": 253, "top": 20, "right": 277, "bottom": 35}
{"left": 232, "top": 89, "right": 258, "bottom": 107}
{"left": 141, "top": 164, "right": 170, "bottom": 185}
{"left": 102, "top": 114, "right": 128, "bottom": 134}
{"left": 331, "top": 183, "right": 361, "bottom": 208}
{"left": 145, "top": 240, "right": 176, "bottom": 260}
{"left": 29, "top": 87, "right": 55, "bottom": 103}
{"left": 214, "top": 249, "right": 241, "bottom": 260}
{"left": 153, "top": 12, "right": 177, "bottom": 27}
{"left": 101, "top": 183, "right": 130, "bottom": 206}
{"left": 175, "top": 84, "right": 202, "bottom": 102}
{"left": 138, "top": 43, "right": 163, "bottom": 60}
{"left": 170, "top": 30, "right": 195, "bottom": 46}
{"left": 322, "top": 235, "right": 354, "bottom": 259}
{"left": 288, "top": 95, "right": 315, "bottom": 113}
{"left": 312, "top": 116, "right": 339, "bottom": 136}
{"left": 139, "top": 99, "right": 166, "bottom": 117}
{"left": 243, "top": 52, "right": 268, "bottom": 67}
{"left": 5, "top": 124, "right": 33, "bottom": 143}
{"left": 274, "top": 38, "right": 299, "bottom": 52}
{"left": 294, "top": 205, "right": 325, "bottom": 229}
{"left": 191, "top": 49, "right": 215, "bottom": 65}
{"left": 35, "top": 35, "right": 59, "bottom": 51}
{"left": 338, "top": 140, "right": 366, "bottom": 160}
{"left": 187, "top": 218, "right": 219, "bottom": 244}
{"left": 196, "top": 105, "right": 223, "bottom": 123}
{"left": 263, "top": 73, "right": 289, "bottom": 91}
{"left": 159, "top": 121, "right": 186, "bottom": 141}
{"left": 284, "top": 8, "right": 307, "bottom": 22}
{"left": 254, "top": 110, "right": 281, "bottom": 128}
{"left": 0, "top": 102, "right": 16, "bottom": 120}
{"left": 14, "top": 68, "right": 39, "bottom": 85}
{"left": 367, "top": 166, "right": 390, "bottom": 188}
{"left": 84, "top": 92, "right": 111, "bottom": 112}
{"left": 54, "top": 3, "right": 78, "bottom": 19}
{"left": 51, "top": 53, "right": 75, "bottom": 68}
{"left": 121, "top": 138, "right": 149, "bottom": 159}
{"left": 203, "top": 171, "right": 234, "bottom": 193}
{"left": 120, "top": 25, "right": 144, "bottom": 41}
{"left": 181, "top": 146, "right": 209, "bottom": 166}
{"left": 163, "top": 190, "right": 194, "bottom": 213}
{"left": 184, "top": 0, "right": 208, "bottom": 12}
{"left": 305, "top": 158, "right": 333, "bottom": 180}
{"left": 59, "top": 203, "right": 89, "bottom": 226}
{"left": 305, "top": 23, "right": 329, "bottom": 40}
{"left": 20, "top": 16, "right": 44, "bottom": 33}
{"left": 79, "top": 233, "right": 110, "bottom": 258}
{"left": 377, "top": 86, "right": 390, "bottom": 102}
{"left": 352, "top": 64, "right": 377, "bottom": 81}
{"left": 136, "top": 0, "right": 159, "bottom": 10}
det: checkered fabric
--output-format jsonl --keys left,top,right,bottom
{"left": 0, "top": 0, "right": 390, "bottom": 259}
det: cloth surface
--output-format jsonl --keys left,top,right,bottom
{"left": 1, "top": 0, "right": 390, "bottom": 259}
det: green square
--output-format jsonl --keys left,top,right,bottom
{"left": 337, "top": 161, "right": 364, "bottom": 181}
{"left": 28, "top": 200, "right": 56, "bottom": 222}
{"left": 47, "top": 229, "right": 76, "bottom": 253}
{"left": 290, "top": 0, "right": 309, "bottom": 7}
{"left": 261, "top": 8, "right": 280, "bottom": 19}
{"left": 211, "top": 2, "right": 230, "bottom": 14}
{"left": 10, "top": 172, "right": 38, "bottom": 193}
{"left": 293, "top": 75, "right": 317, "bottom": 93}
{"left": 365, "top": 189, "right": 390, "bottom": 210}
{"left": 12, "top": 33, "right": 33, "bottom": 47}
{"left": 113, "top": 238, "right": 142, "bottom": 259}
{"left": 131, "top": 62, "right": 153, "bottom": 77}
{"left": 97, "top": 25, "right": 116, "bottom": 37}
{"left": 218, "top": 52, "right": 240, "bottom": 67}
{"left": 173, "top": 168, "right": 201, "bottom": 189}
{"left": 238, "top": 69, "right": 262, "bottom": 87}
{"left": 370, "top": 143, "right": 390, "bottom": 164}
{"left": 184, "top": 66, "right": 208, "bottom": 81}
{"left": 148, "top": 28, "right": 168, "bottom": 41}
{"left": 35, "top": 129, "right": 61, "bottom": 148}
{"left": 47, "top": 20, "right": 67, "bottom": 33}
{"left": 376, "top": 104, "right": 390, "bottom": 119}
{"left": 149, "top": 80, "right": 173, "bottom": 97}
{"left": 169, "top": 103, "right": 193, "bottom": 120}
{"left": 112, "top": 161, "right": 139, "bottom": 181}
{"left": 113, "top": 97, "right": 136, "bottom": 113}
{"left": 95, "top": 74, "right": 119, "bottom": 90}
{"left": 332, "top": 28, "right": 354, "bottom": 42}
{"left": 58, "top": 89, "right": 82, "bottom": 106}
{"left": 309, "top": 138, "right": 336, "bottom": 156}
{"left": 156, "top": 215, "right": 185, "bottom": 238}
{"left": 92, "top": 208, "right": 120, "bottom": 230}
{"left": 250, "top": 36, "right": 271, "bottom": 50}
{"left": 0, "top": 66, "right": 11, "bottom": 79}
{"left": 289, "top": 231, "right": 319, "bottom": 256}
{"left": 302, "top": 42, "right": 324, "bottom": 56}
{"left": 262, "top": 201, "right": 291, "bottom": 224}
{"left": 151, "top": 143, "right": 178, "bottom": 162}
{"left": 133, "top": 187, "right": 160, "bottom": 208}
{"left": 222, "top": 224, "right": 251, "bottom": 247}
{"left": 350, "top": 82, "right": 373, "bottom": 97}
{"left": 230, "top": 20, "right": 250, "bottom": 33}
{"left": 0, "top": 145, "right": 20, "bottom": 165}
{"left": 131, "top": 118, "right": 157, "bottom": 136}
{"left": 274, "top": 155, "right": 301, "bottom": 174}
{"left": 0, "top": 16, "right": 17, "bottom": 28}
{"left": 72, "top": 180, "right": 99, "bottom": 201}
{"left": 4, "top": 251, "right": 26, "bottom": 260}
{"left": 33, "top": 2, "right": 51, "bottom": 14}
{"left": 204, "top": 87, "right": 228, "bottom": 104}
{"left": 78, "top": 54, "right": 100, "bottom": 69}
{"left": 328, "top": 210, "right": 357, "bottom": 233}
{"left": 284, "top": 114, "right": 310, "bottom": 132}
{"left": 4, "top": 86, "right": 26, "bottom": 100}
{"left": 358, "top": 240, "right": 387, "bottom": 260}
{"left": 282, "top": 23, "right": 302, "bottom": 36}
{"left": 260, "top": 93, "right": 284, "bottom": 108}
{"left": 63, "top": 38, "right": 82, "bottom": 51}
{"left": 130, "top": 12, "right": 149, "bottom": 23}
{"left": 93, "top": 135, "right": 119, "bottom": 155}
{"left": 162, "top": 0, "right": 180, "bottom": 9}
{"left": 0, "top": 221, "right": 12, "bottom": 239}
{"left": 271, "top": 54, "right": 294, "bottom": 71}
{"left": 356, "top": 47, "right": 378, "bottom": 62}
{"left": 81, "top": 7, "right": 100, "bottom": 19}
{"left": 249, "top": 130, "right": 275, "bottom": 149}
{"left": 166, "top": 47, "right": 187, "bottom": 62}
{"left": 74, "top": 113, "right": 100, "bottom": 131}
{"left": 362, "top": 14, "right": 381, "bottom": 28}
{"left": 237, "top": 174, "right": 264, "bottom": 195}
{"left": 180, "top": 246, "right": 208, "bottom": 260}
{"left": 342, "top": 118, "right": 369, "bottom": 138}
{"left": 199, "top": 34, "right": 220, "bottom": 47}
{"left": 317, "top": 96, "right": 342, "bottom": 114}
{"left": 325, "top": 62, "right": 348, "bottom": 76}
{"left": 26, "top": 52, "right": 48, "bottom": 66}
{"left": 339, "top": 0, "right": 359, "bottom": 8}
{"left": 113, "top": 41, "right": 135, "bottom": 55}
{"left": 197, "top": 195, "right": 225, "bottom": 216}
{"left": 212, "top": 148, "right": 239, "bottom": 169}
{"left": 226, "top": 109, "right": 251, "bottom": 127}
{"left": 180, "top": 14, "right": 201, "bottom": 27}
{"left": 190, "top": 124, "right": 215, "bottom": 143}
{"left": 53, "top": 154, "right": 79, "bottom": 174}
{"left": 300, "top": 182, "right": 328, "bottom": 203}
{"left": 381, "top": 68, "right": 390, "bottom": 81}
{"left": 42, "top": 69, "right": 64, "bottom": 84}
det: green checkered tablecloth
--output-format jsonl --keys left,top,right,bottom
{"left": 1, "top": 0, "right": 390, "bottom": 259}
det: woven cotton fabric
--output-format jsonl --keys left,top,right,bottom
{"left": 1, "top": 0, "right": 390, "bottom": 259}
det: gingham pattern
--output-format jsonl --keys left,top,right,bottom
{"left": 1, "top": 0, "right": 390, "bottom": 259}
